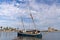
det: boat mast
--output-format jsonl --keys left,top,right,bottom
{"left": 30, "top": 13, "right": 36, "bottom": 30}
{"left": 21, "top": 17, "right": 25, "bottom": 31}
{"left": 28, "top": 0, "right": 36, "bottom": 30}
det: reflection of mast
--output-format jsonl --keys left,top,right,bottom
{"left": 21, "top": 17, "right": 25, "bottom": 31}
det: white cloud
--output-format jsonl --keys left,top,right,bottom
{"left": 26, "top": 0, "right": 60, "bottom": 30}
{"left": 0, "top": 0, "right": 60, "bottom": 30}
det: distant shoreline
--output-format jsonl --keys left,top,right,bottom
{"left": 0, "top": 29, "right": 60, "bottom": 32}
{"left": 0, "top": 29, "right": 18, "bottom": 32}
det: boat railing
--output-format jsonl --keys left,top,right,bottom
{"left": 25, "top": 30, "right": 40, "bottom": 34}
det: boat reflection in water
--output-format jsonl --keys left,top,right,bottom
{"left": 14, "top": 36, "right": 42, "bottom": 40}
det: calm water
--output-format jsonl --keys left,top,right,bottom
{"left": 0, "top": 31, "right": 60, "bottom": 40}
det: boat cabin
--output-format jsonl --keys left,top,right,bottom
{"left": 26, "top": 30, "right": 40, "bottom": 34}
{"left": 18, "top": 29, "right": 40, "bottom": 34}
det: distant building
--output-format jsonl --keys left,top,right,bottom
{"left": 48, "top": 27, "right": 58, "bottom": 32}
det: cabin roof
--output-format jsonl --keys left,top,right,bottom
{"left": 25, "top": 29, "right": 40, "bottom": 32}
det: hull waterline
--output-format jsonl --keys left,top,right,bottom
{"left": 17, "top": 33, "right": 42, "bottom": 38}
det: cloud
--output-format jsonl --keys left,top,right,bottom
{"left": 0, "top": 0, "right": 32, "bottom": 28}
{"left": 25, "top": 0, "right": 60, "bottom": 30}
{"left": 0, "top": 0, "right": 60, "bottom": 30}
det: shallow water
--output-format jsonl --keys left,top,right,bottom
{"left": 0, "top": 31, "right": 60, "bottom": 40}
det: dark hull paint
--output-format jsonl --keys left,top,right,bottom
{"left": 17, "top": 33, "right": 42, "bottom": 38}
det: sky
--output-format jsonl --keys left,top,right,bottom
{"left": 0, "top": 0, "right": 60, "bottom": 30}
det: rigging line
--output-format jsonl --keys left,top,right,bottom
{"left": 21, "top": 17, "right": 25, "bottom": 31}
{"left": 30, "top": 13, "right": 36, "bottom": 30}
{"left": 28, "top": 0, "right": 36, "bottom": 30}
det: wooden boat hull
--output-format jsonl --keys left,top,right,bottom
{"left": 17, "top": 33, "right": 42, "bottom": 38}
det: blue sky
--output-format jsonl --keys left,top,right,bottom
{"left": 0, "top": 0, "right": 60, "bottom": 30}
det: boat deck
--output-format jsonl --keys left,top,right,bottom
{"left": 18, "top": 30, "right": 41, "bottom": 35}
